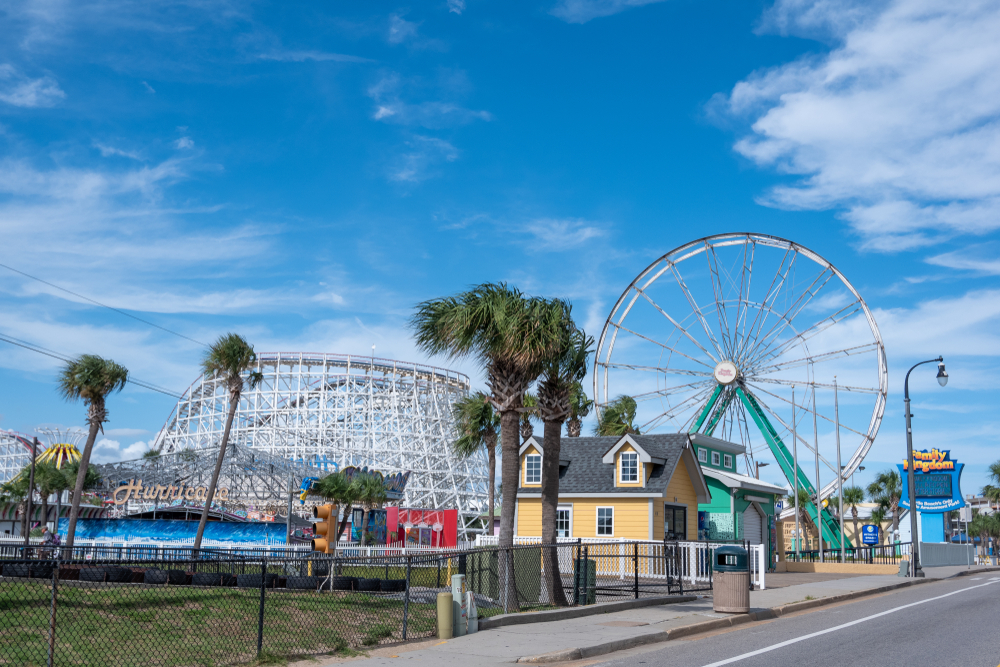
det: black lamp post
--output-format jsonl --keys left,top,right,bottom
{"left": 904, "top": 356, "right": 948, "bottom": 578}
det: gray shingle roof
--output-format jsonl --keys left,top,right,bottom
{"left": 519, "top": 434, "right": 691, "bottom": 495}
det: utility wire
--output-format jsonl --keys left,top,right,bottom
{"left": 0, "top": 261, "right": 209, "bottom": 348}
{"left": 0, "top": 332, "right": 184, "bottom": 399}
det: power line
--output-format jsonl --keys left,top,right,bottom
{"left": 0, "top": 261, "right": 209, "bottom": 348}
{"left": 0, "top": 332, "right": 184, "bottom": 399}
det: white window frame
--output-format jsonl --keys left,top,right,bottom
{"left": 620, "top": 452, "right": 638, "bottom": 483}
{"left": 596, "top": 506, "right": 614, "bottom": 536}
{"left": 525, "top": 454, "right": 541, "bottom": 484}
{"left": 711, "top": 451, "right": 720, "bottom": 466}
{"left": 724, "top": 454, "right": 733, "bottom": 469}
{"left": 698, "top": 448, "right": 707, "bottom": 463}
{"left": 556, "top": 505, "right": 573, "bottom": 538}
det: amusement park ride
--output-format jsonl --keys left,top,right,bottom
{"left": 595, "top": 233, "right": 889, "bottom": 547}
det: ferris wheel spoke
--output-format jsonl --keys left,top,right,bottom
{"left": 630, "top": 379, "right": 715, "bottom": 401}
{"left": 609, "top": 321, "right": 715, "bottom": 370}
{"left": 704, "top": 243, "right": 734, "bottom": 358}
{"left": 735, "top": 246, "right": 796, "bottom": 364}
{"left": 639, "top": 386, "right": 715, "bottom": 432}
{"left": 748, "top": 382, "right": 869, "bottom": 441}
{"left": 746, "top": 343, "right": 879, "bottom": 377}
{"left": 634, "top": 285, "right": 719, "bottom": 364}
{"left": 666, "top": 263, "right": 725, "bottom": 360}
{"left": 748, "top": 376, "right": 881, "bottom": 395}
{"left": 735, "top": 240, "right": 756, "bottom": 360}
{"left": 599, "top": 362, "right": 713, "bottom": 378}
{"left": 744, "top": 300, "right": 863, "bottom": 371}
{"left": 749, "top": 389, "right": 842, "bottom": 477}
{"left": 741, "top": 267, "right": 837, "bottom": 367}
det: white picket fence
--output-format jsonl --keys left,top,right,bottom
{"left": 474, "top": 536, "right": 766, "bottom": 590}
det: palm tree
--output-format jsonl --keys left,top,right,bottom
{"left": 411, "top": 283, "right": 567, "bottom": 551}
{"left": 451, "top": 392, "right": 500, "bottom": 533}
{"left": 866, "top": 470, "right": 902, "bottom": 540}
{"left": 520, "top": 392, "right": 538, "bottom": 443}
{"left": 58, "top": 354, "right": 129, "bottom": 549}
{"left": 786, "top": 488, "right": 815, "bottom": 550}
{"left": 356, "top": 474, "right": 389, "bottom": 545}
{"left": 565, "top": 382, "right": 593, "bottom": 438}
{"left": 193, "top": 334, "right": 263, "bottom": 551}
{"left": 315, "top": 471, "right": 360, "bottom": 554}
{"left": 594, "top": 395, "right": 640, "bottom": 436}
{"left": 843, "top": 485, "right": 865, "bottom": 550}
{"left": 33, "top": 461, "right": 64, "bottom": 532}
{"left": 982, "top": 460, "right": 1000, "bottom": 508}
{"left": 869, "top": 507, "right": 887, "bottom": 545}
{"left": 538, "top": 325, "right": 591, "bottom": 607}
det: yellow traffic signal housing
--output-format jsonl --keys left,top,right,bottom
{"left": 311, "top": 504, "right": 336, "bottom": 554}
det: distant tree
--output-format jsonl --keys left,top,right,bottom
{"left": 869, "top": 506, "right": 888, "bottom": 545}
{"left": 594, "top": 395, "right": 640, "bottom": 436}
{"left": 786, "top": 488, "right": 815, "bottom": 549}
{"left": 451, "top": 392, "right": 500, "bottom": 533}
{"left": 867, "top": 470, "right": 903, "bottom": 539}
{"left": 142, "top": 448, "right": 161, "bottom": 461}
{"left": 356, "top": 475, "right": 388, "bottom": 545}
{"left": 315, "top": 471, "right": 360, "bottom": 555}
{"left": 565, "top": 382, "right": 593, "bottom": 438}
{"left": 58, "top": 354, "right": 129, "bottom": 549}
{"left": 193, "top": 334, "right": 263, "bottom": 551}
{"left": 843, "top": 486, "right": 865, "bottom": 549}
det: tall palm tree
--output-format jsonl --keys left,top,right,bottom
{"left": 59, "top": 354, "right": 129, "bottom": 549}
{"left": 451, "top": 392, "right": 500, "bottom": 532}
{"left": 842, "top": 485, "right": 865, "bottom": 550}
{"left": 411, "top": 283, "right": 567, "bottom": 550}
{"left": 786, "top": 488, "right": 815, "bottom": 549}
{"left": 193, "top": 334, "right": 263, "bottom": 551}
{"left": 594, "top": 395, "right": 640, "bottom": 436}
{"left": 520, "top": 392, "right": 538, "bottom": 443}
{"left": 356, "top": 474, "right": 389, "bottom": 544}
{"left": 565, "top": 382, "right": 593, "bottom": 438}
{"left": 538, "top": 325, "right": 591, "bottom": 607}
{"left": 982, "top": 460, "right": 1000, "bottom": 508}
{"left": 867, "top": 470, "right": 902, "bottom": 540}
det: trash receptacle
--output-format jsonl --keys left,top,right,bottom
{"left": 712, "top": 546, "right": 750, "bottom": 613}
{"left": 572, "top": 557, "right": 596, "bottom": 605}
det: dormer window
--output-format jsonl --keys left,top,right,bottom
{"left": 711, "top": 451, "right": 720, "bottom": 466}
{"left": 698, "top": 448, "right": 707, "bottom": 463}
{"left": 724, "top": 454, "right": 733, "bottom": 469}
{"left": 525, "top": 454, "right": 541, "bottom": 484}
{"left": 620, "top": 452, "right": 638, "bottom": 482}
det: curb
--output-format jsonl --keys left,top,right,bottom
{"left": 516, "top": 570, "right": 1000, "bottom": 664}
{"left": 478, "top": 595, "right": 697, "bottom": 631}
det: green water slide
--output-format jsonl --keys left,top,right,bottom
{"left": 689, "top": 383, "right": 846, "bottom": 548}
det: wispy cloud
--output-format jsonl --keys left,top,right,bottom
{"left": 368, "top": 73, "right": 492, "bottom": 129}
{"left": 447, "top": 0, "right": 466, "bottom": 15}
{"left": 257, "top": 50, "right": 374, "bottom": 64}
{"left": 0, "top": 65, "right": 65, "bottom": 107}
{"left": 388, "top": 13, "right": 420, "bottom": 44}
{"left": 521, "top": 218, "right": 607, "bottom": 251}
{"left": 719, "top": 0, "right": 1000, "bottom": 252}
{"left": 926, "top": 244, "right": 1000, "bottom": 275}
{"left": 550, "top": 0, "right": 667, "bottom": 24}
{"left": 388, "top": 135, "right": 459, "bottom": 182}
{"left": 94, "top": 143, "right": 143, "bottom": 160}
{"left": 174, "top": 136, "right": 194, "bottom": 149}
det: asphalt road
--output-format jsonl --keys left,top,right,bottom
{"left": 593, "top": 575, "right": 1000, "bottom": 667}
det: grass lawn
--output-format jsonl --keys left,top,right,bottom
{"left": 0, "top": 579, "right": 436, "bottom": 667}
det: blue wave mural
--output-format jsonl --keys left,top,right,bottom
{"left": 58, "top": 519, "right": 288, "bottom": 544}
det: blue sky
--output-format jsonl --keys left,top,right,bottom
{"left": 1, "top": 0, "right": 999, "bottom": 496}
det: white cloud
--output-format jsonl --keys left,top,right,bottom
{"left": 388, "top": 13, "right": 420, "bottom": 45}
{"left": 141, "top": 81, "right": 155, "bottom": 94}
{"left": 92, "top": 439, "right": 150, "bottom": 463}
{"left": 94, "top": 143, "right": 142, "bottom": 160}
{"left": 0, "top": 65, "right": 65, "bottom": 107}
{"left": 389, "top": 135, "right": 459, "bottom": 182}
{"left": 447, "top": 0, "right": 466, "bottom": 14}
{"left": 926, "top": 245, "right": 1000, "bottom": 275}
{"left": 550, "top": 0, "right": 667, "bottom": 24}
{"left": 721, "top": 0, "right": 1000, "bottom": 251}
{"left": 174, "top": 136, "right": 194, "bottom": 149}
{"left": 257, "top": 50, "right": 374, "bottom": 64}
{"left": 367, "top": 73, "right": 492, "bottom": 129}
{"left": 522, "top": 218, "right": 607, "bottom": 251}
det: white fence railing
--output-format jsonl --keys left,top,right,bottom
{"left": 474, "top": 536, "right": 765, "bottom": 590}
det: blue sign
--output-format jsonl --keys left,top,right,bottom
{"left": 861, "top": 524, "right": 879, "bottom": 546}
{"left": 898, "top": 449, "right": 965, "bottom": 514}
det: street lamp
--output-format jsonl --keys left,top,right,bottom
{"left": 904, "top": 356, "right": 947, "bottom": 578}
{"left": 755, "top": 461, "right": 769, "bottom": 480}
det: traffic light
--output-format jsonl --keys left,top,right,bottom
{"left": 311, "top": 504, "right": 336, "bottom": 554}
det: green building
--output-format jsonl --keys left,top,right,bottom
{"left": 692, "top": 434, "right": 784, "bottom": 561}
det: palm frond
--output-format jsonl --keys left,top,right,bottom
{"left": 203, "top": 333, "right": 259, "bottom": 393}
{"left": 58, "top": 355, "right": 129, "bottom": 403}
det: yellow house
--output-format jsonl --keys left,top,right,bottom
{"left": 515, "top": 434, "right": 710, "bottom": 541}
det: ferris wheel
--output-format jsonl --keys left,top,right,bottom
{"left": 594, "top": 233, "right": 888, "bottom": 544}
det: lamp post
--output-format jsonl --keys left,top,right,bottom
{"left": 904, "top": 356, "right": 948, "bottom": 578}
{"left": 23, "top": 437, "right": 38, "bottom": 552}
{"left": 755, "top": 461, "right": 769, "bottom": 480}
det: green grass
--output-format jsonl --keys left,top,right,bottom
{"left": 0, "top": 580, "right": 437, "bottom": 667}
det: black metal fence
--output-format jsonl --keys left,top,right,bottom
{"left": 783, "top": 541, "right": 911, "bottom": 564}
{"left": 1, "top": 541, "right": 708, "bottom": 666}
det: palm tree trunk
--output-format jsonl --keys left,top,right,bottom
{"left": 360, "top": 508, "right": 371, "bottom": 544}
{"left": 194, "top": 389, "right": 239, "bottom": 551}
{"left": 498, "top": 407, "right": 521, "bottom": 613}
{"left": 65, "top": 412, "right": 103, "bottom": 550}
{"left": 487, "top": 437, "right": 496, "bottom": 535}
{"left": 540, "top": 419, "right": 568, "bottom": 606}
{"left": 890, "top": 503, "right": 900, "bottom": 539}
{"left": 851, "top": 509, "right": 859, "bottom": 552}
{"left": 41, "top": 491, "right": 49, "bottom": 534}
{"left": 336, "top": 504, "right": 353, "bottom": 540}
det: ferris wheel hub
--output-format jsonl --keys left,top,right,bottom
{"left": 713, "top": 361, "right": 739, "bottom": 385}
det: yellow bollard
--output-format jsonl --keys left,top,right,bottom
{"left": 437, "top": 592, "right": 454, "bottom": 639}
{"left": 447, "top": 557, "right": 452, "bottom": 582}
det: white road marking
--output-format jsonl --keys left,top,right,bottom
{"left": 698, "top": 580, "right": 1000, "bottom": 667}
{"left": 970, "top": 578, "right": 982, "bottom": 580}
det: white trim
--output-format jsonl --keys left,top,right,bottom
{"left": 596, "top": 506, "right": 614, "bottom": 536}
{"left": 703, "top": 468, "right": 786, "bottom": 494}
{"left": 524, "top": 453, "right": 542, "bottom": 484}
{"left": 601, "top": 434, "right": 656, "bottom": 464}
{"left": 619, "top": 451, "right": 639, "bottom": 483}
{"left": 557, "top": 504, "right": 573, "bottom": 539}
{"left": 518, "top": 437, "right": 543, "bottom": 457}
{"left": 698, "top": 447, "right": 707, "bottom": 463}
{"left": 648, "top": 498, "right": 654, "bottom": 540}
{"left": 711, "top": 451, "right": 721, "bottom": 466}
{"left": 516, "top": 492, "right": 665, "bottom": 498}
{"left": 723, "top": 454, "right": 733, "bottom": 469}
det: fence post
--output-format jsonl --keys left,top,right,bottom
{"left": 257, "top": 557, "right": 267, "bottom": 658}
{"left": 403, "top": 555, "right": 412, "bottom": 640}
{"left": 47, "top": 552, "right": 59, "bottom": 667}
{"left": 633, "top": 542, "right": 639, "bottom": 599}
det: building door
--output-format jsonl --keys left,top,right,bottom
{"left": 742, "top": 504, "right": 763, "bottom": 546}
{"left": 664, "top": 504, "right": 687, "bottom": 541}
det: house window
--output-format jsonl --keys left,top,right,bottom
{"left": 525, "top": 454, "right": 541, "bottom": 484}
{"left": 556, "top": 506, "right": 572, "bottom": 538}
{"left": 724, "top": 454, "right": 733, "bottom": 469}
{"left": 620, "top": 452, "right": 638, "bottom": 482}
{"left": 711, "top": 451, "right": 720, "bottom": 466}
{"left": 698, "top": 448, "right": 707, "bottom": 463}
{"left": 664, "top": 505, "right": 687, "bottom": 541}
{"left": 597, "top": 507, "right": 614, "bottom": 536}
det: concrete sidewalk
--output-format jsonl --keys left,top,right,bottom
{"left": 298, "top": 563, "right": 1000, "bottom": 667}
